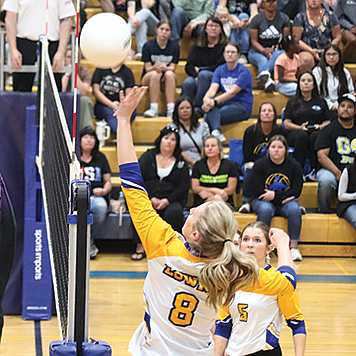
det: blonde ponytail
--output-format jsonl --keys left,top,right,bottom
{"left": 190, "top": 201, "right": 259, "bottom": 310}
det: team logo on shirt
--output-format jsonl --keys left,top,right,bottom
{"left": 265, "top": 173, "right": 290, "bottom": 191}
{"left": 253, "top": 143, "right": 268, "bottom": 157}
{"left": 163, "top": 264, "right": 207, "bottom": 293}
{"left": 337, "top": 136, "right": 356, "bottom": 164}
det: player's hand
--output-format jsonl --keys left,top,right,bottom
{"left": 115, "top": 86, "right": 148, "bottom": 120}
{"left": 52, "top": 51, "right": 65, "bottom": 72}
{"left": 10, "top": 48, "right": 22, "bottom": 70}
{"left": 269, "top": 228, "right": 290, "bottom": 250}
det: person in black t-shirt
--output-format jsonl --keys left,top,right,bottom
{"left": 315, "top": 93, "right": 356, "bottom": 213}
{"left": 79, "top": 127, "right": 112, "bottom": 259}
{"left": 248, "top": 0, "right": 290, "bottom": 92}
{"left": 141, "top": 19, "right": 180, "bottom": 118}
{"left": 181, "top": 16, "right": 228, "bottom": 115}
{"left": 238, "top": 102, "right": 288, "bottom": 213}
{"left": 191, "top": 135, "right": 238, "bottom": 207}
{"left": 284, "top": 71, "right": 332, "bottom": 179}
{"left": 92, "top": 63, "right": 135, "bottom": 134}
{"left": 276, "top": 0, "right": 305, "bottom": 21}
{"left": 251, "top": 135, "right": 303, "bottom": 261}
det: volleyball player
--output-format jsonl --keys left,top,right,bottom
{"left": 115, "top": 87, "right": 297, "bottom": 356}
{"left": 215, "top": 221, "right": 306, "bottom": 356}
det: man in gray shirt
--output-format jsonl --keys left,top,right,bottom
{"left": 276, "top": 0, "right": 305, "bottom": 21}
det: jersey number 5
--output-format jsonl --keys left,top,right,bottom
{"left": 238, "top": 303, "right": 249, "bottom": 322}
{"left": 168, "top": 292, "right": 200, "bottom": 327}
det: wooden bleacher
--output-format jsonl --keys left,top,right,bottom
{"left": 63, "top": 4, "right": 355, "bottom": 255}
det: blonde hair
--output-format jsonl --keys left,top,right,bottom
{"left": 215, "top": 5, "right": 229, "bottom": 16}
{"left": 190, "top": 201, "right": 259, "bottom": 309}
{"left": 201, "top": 135, "right": 225, "bottom": 160}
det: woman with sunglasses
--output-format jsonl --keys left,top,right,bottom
{"left": 130, "top": 125, "right": 190, "bottom": 260}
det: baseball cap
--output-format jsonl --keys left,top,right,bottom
{"left": 338, "top": 93, "right": 356, "bottom": 107}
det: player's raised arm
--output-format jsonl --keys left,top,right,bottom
{"left": 269, "top": 228, "right": 295, "bottom": 269}
{"left": 115, "top": 87, "right": 147, "bottom": 165}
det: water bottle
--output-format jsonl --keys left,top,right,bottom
{"left": 118, "top": 191, "right": 126, "bottom": 226}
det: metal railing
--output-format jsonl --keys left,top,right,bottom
{"left": 0, "top": 28, "right": 76, "bottom": 91}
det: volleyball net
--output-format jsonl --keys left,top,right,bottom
{"left": 36, "top": 36, "right": 89, "bottom": 343}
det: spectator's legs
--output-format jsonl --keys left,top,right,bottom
{"left": 230, "top": 13, "right": 250, "bottom": 55}
{"left": 90, "top": 196, "right": 108, "bottom": 244}
{"left": 277, "top": 201, "right": 302, "bottom": 244}
{"left": 317, "top": 168, "right": 338, "bottom": 213}
{"left": 170, "top": 7, "right": 190, "bottom": 41}
{"left": 204, "top": 102, "right": 250, "bottom": 131}
{"left": 275, "top": 82, "right": 297, "bottom": 96}
{"left": 341, "top": 29, "right": 356, "bottom": 63}
{"left": 195, "top": 70, "right": 213, "bottom": 109}
{"left": 181, "top": 76, "right": 197, "bottom": 104}
{"left": 308, "top": 130, "right": 320, "bottom": 170}
{"left": 343, "top": 204, "right": 356, "bottom": 230}
{"left": 287, "top": 130, "right": 309, "bottom": 169}
{"left": 266, "top": 50, "right": 284, "bottom": 73}
{"left": 130, "top": 9, "right": 159, "bottom": 54}
{"left": 241, "top": 163, "right": 254, "bottom": 203}
{"left": 163, "top": 71, "right": 177, "bottom": 117}
{"left": 142, "top": 71, "right": 161, "bottom": 117}
{"left": 248, "top": 48, "right": 269, "bottom": 73}
{"left": 252, "top": 199, "right": 276, "bottom": 227}
{"left": 80, "top": 96, "right": 94, "bottom": 129}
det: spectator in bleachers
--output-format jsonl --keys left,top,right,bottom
{"left": 92, "top": 62, "right": 135, "bottom": 134}
{"left": 170, "top": 0, "right": 214, "bottom": 41}
{"left": 100, "top": 0, "right": 127, "bottom": 13}
{"left": 168, "top": 95, "right": 210, "bottom": 170}
{"left": 203, "top": 42, "right": 253, "bottom": 142}
{"left": 141, "top": 19, "right": 180, "bottom": 118}
{"left": 181, "top": 16, "right": 228, "bottom": 117}
{"left": 79, "top": 127, "right": 112, "bottom": 259}
{"left": 315, "top": 93, "right": 356, "bottom": 213}
{"left": 251, "top": 135, "right": 303, "bottom": 261}
{"left": 238, "top": 102, "right": 288, "bottom": 214}
{"left": 215, "top": 6, "right": 248, "bottom": 63}
{"left": 292, "top": 0, "right": 341, "bottom": 73}
{"left": 191, "top": 135, "right": 238, "bottom": 207}
{"left": 274, "top": 35, "right": 301, "bottom": 96}
{"left": 127, "top": 0, "right": 173, "bottom": 59}
{"left": 3, "top": 0, "right": 75, "bottom": 92}
{"left": 217, "top": 0, "right": 258, "bottom": 62}
{"left": 337, "top": 157, "right": 356, "bottom": 231}
{"left": 276, "top": 0, "right": 305, "bottom": 21}
{"left": 62, "top": 47, "right": 94, "bottom": 129}
{"left": 312, "top": 44, "right": 354, "bottom": 120}
{"left": 248, "top": 0, "right": 290, "bottom": 92}
{"left": 284, "top": 71, "right": 332, "bottom": 181}
{"left": 131, "top": 126, "right": 190, "bottom": 260}
{"left": 335, "top": 0, "right": 356, "bottom": 63}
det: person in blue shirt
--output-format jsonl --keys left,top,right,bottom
{"left": 202, "top": 42, "right": 253, "bottom": 142}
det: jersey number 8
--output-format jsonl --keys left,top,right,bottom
{"left": 168, "top": 292, "right": 200, "bottom": 327}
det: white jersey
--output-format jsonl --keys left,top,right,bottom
{"left": 120, "top": 162, "right": 298, "bottom": 356}
{"left": 2, "top": 0, "right": 75, "bottom": 41}
{"left": 216, "top": 266, "right": 305, "bottom": 355}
